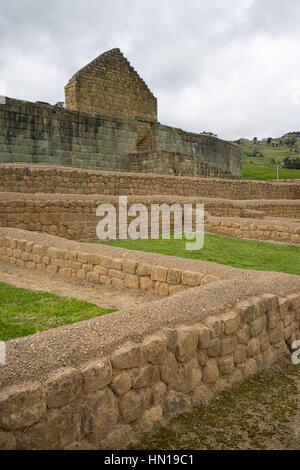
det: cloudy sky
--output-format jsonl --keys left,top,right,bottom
{"left": 1, "top": 0, "right": 300, "bottom": 140}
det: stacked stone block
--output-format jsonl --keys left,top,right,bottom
{"left": 0, "top": 293, "right": 299, "bottom": 449}
{"left": 65, "top": 49, "right": 157, "bottom": 121}
{"left": 0, "top": 234, "right": 218, "bottom": 297}
{"left": 0, "top": 165, "right": 299, "bottom": 199}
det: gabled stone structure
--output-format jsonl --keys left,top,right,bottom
{"left": 65, "top": 48, "right": 157, "bottom": 121}
{"left": 0, "top": 48, "right": 242, "bottom": 179}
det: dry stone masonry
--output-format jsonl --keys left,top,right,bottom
{"left": 0, "top": 48, "right": 242, "bottom": 178}
{"left": 0, "top": 282, "right": 299, "bottom": 449}
{"left": 0, "top": 49, "right": 299, "bottom": 451}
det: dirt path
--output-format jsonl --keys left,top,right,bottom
{"left": 133, "top": 357, "right": 300, "bottom": 450}
{"left": 0, "top": 261, "right": 159, "bottom": 309}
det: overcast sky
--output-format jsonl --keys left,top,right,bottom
{"left": 1, "top": 0, "right": 300, "bottom": 140}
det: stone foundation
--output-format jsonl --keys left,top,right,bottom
{"left": 1, "top": 194, "right": 299, "bottom": 245}
{"left": 0, "top": 164, "right": 299, "bottom": 199}
{"left": 0, "top": 229, "right": 219, "bottom": 297}
{"left": 0, "top": 286, "right": 299, "bottom": 450}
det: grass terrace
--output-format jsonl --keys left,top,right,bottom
{"left": 101, "top": 234, "right": 300, "bottom": 276}
{"left": 0, "top": 282, "right": 115, "bottom": 341}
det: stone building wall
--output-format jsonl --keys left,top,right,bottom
{"left": 129, "top": 151, "right": 238, "bottom": 178}
{"left": 0, "top": 98, "right": 241, "bottom": 177}
{"left": 65, "top": 48, "right": 157, "bottom": 121}
{"left": 0, "top": 165, "right": 299, "bottom": 199}
{"left": 154, "top": 124, "right": 242, "bottom": 177}
{"left": 1, "top": 195, "right": 299, "bottom": 245}
{"left": 0, "top": 99, "right": 136, "bottom": 171}
{"left": 0, "top": 229, "right": 299, "bottom": 450}
{"left": 0, "top": 48, "right": 242, "bottom": 178}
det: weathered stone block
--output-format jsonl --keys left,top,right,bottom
{"left": 136, "top": 264, "right": 151, "bottom": 276}
{"left": 236, "top": 300, "right": 255, "bottom": 323}
{"left": 45, "top": 367, "right": 83, "bottom": 409}
{"left": 228, "top": 368, "right": 243, "bottom": 384}
{"left": 198, "top": 325, "right": 211, "bottom": 349}
{"left": 173, "top": 358, "right": 202, "bottom": 393}
{"left": 82, "top": 388, "right": 118, "bottom": 442}
{"left": 234, "top": 344, "right": 247, "bottom": 364}
{"left": 131, "top": 365, "right": 160, "bottom": 389}
{"left": 119, "top": 390, "right": 147, "bottom": 423}
{"left": 222, "top": 311, "right": 241, "bottom": 335}
{"left": 111, "top": 258, "right": 123, "bottom": 271}
{"left": 124, "top": 274, "right": 139, "bottom": 289}
{"left": 237, "top": 324, "right": 251, "bottom": 345}
{"left": 205, "top": 317, "right": 224, "bottom": 338}
{"left": 152, "top": 382, "right": 167, "bottom": 405}
{"left": 82, "top": 359, "right": 112, "bottom": 393}
{"left": 219, "top": 355, "right": 234, "bottom": 375}
{"left": 159, "top": 283, "right": 169, "bottom": 297}
{"left": 163, "top": 392, "right": 191, "bottom": 419}
{"left": 250, "top": 317, "right": 265, "bottom": 337}
{"left": 140, "top": 276, "right": 153, "bottom": 291}
{"left": 143, "top": 334, "right": 169, "bottom": 365}
{"left": 175, "top": 326, "right": 199, "bottom": 362}
{"left": 133, "top": 406, "right": 163, "bottom": 435}
{"left": 122, "top": 259, "right": 137, "bottom": 274}
{"left": 111, "top": 342, "right": 146, "bottom": 370}
{"left": 182, "top": 271, "right": 202, "bottom": 287}
{"left": 86, "top": 271, "right": 100, "bottom": 283}
{"left": 167, "top": 269, "right": 182, "bottom": 285}
{"left": 160, "top": 352, "right": 179, "bottom": 385}
{"left": 239, "top": 358, "right": 258, "bottom": 377}
{"left": 201, "top": 275, "right": 218, "bottom": 285}
{"left": 0, "top": 383, "right": 46, "bottom": 431}
{"left": 111, "top": 371, "right": 132, "bottom": 396}
{"left": 16, "top": 403, "right": 81, "bottom": 450}
{"left": 207, "top": 337, "right": 221, "bottom": 357}
{"left": 151, "top": 266, "right": 168, "bottom": 282}
{"left": 221, "top": 335, "right": 238, "bottom": 356}
{"left": 247, "top": 337, "right": 261, "bottom": 357}
{"left": 203, "top": 359, "right": 219, "bottom": 384}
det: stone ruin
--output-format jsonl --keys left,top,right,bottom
{"left": 0, "top": 48, "right": 241, "bottom": 179}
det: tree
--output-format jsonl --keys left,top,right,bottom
{"left": 283, "top": 157, "right": 300, "bottom": 169}
{"left": 270, "top": 158, "right": 276, "bottom": 166}
{"left": 253, "top": 137, "right": 258, "bottom": 143}
{"left": 267, "top": 137, "right": 272, "bottom": 144}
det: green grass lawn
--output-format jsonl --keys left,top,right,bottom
{"left": 0, "top": 283, "right": 115, "bottom": 341}
{"left": 101, "top": 234, "right": 300, "bottom": 276}
{"left": 242, "top": 162, "right": 300, "bottom": 180}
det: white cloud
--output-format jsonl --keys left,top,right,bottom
{"left": 0, "top": 0, "right": 300, "bottom": 140}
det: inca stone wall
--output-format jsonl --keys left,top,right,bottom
{"left": 0, "top": 98, "right": 136, "bottom": 171}
{"left": 0, "top": 228, "right": 299, "bottom": 450}
{"left": 0, "top": 48, "right": 242, "bottom": 178}
{"left": 65, "top": 49, "right": 157, "bottom": 121}
{"left": 0, "top": 165, "right": 299, "bottom": 199}
{"left": 0, "top": 194, "right": 299, "bottom": 245}
{"left": 129, "top": 151, "right": 239, "bottom": 178}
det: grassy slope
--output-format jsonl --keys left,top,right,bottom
{"left": 0, "top": 282, "right": 115, "bottom": 341}
{"left": 232, "top": 135, "right": 300, "bottom": 180}
{"left": 102, "top": 234, "right": 300, "bottom": 276}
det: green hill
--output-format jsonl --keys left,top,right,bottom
{"left": 232, "top": 132, "right": 300, "bottom": 180}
